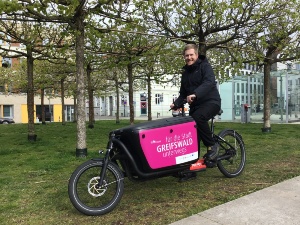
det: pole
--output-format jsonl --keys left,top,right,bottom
{"left": 124, "top": 102, "right": 125, "bottom": 117}
{"left": 285, "top": 72, "right": 289, "bottom": 123}
{"left": 280, "top": 74, "right": 283, "bottom": 121}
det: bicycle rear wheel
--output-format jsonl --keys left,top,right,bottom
{"left": 216, "top": 129, "right": 246, "bottom": 178}
{"left": 68, "top": 159, "right": 124, "bottom": 215}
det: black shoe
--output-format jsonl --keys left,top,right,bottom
{"left": 204, "top": 144, "right": 219, "bottom": 161}
{"left": 178, "top": 172, "right": 197, "bottom": 182}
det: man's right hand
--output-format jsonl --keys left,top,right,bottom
{"left": 187, "top": 94, "right": 196, "bottom": 104}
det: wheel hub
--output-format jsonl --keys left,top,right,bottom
{"left": 87, "top": 176, "right": 107, "bottom": 197}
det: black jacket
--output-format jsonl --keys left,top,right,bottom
{"left": 174, "top": 56, "right": 221, "bottom": 112}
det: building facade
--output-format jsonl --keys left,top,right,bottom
{"left": 0, "top": 93, "right": 75, "bottom": 123}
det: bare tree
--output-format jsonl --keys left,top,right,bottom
{"left": 246, "top": 1, "right": 300, "bottom": 132}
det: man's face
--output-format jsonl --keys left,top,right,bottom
{"left": 184, "top": 49, "right": 198, "bottom": 66}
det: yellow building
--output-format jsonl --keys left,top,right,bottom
{"left": 0, "top": 93, "right": 74, "bottom": 123}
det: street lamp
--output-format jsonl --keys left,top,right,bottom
{"left": 279, "top": 73, "right": 283, "bottom": 121}
{"left": 285, "top": 63, "right": 292, "bottom": 123}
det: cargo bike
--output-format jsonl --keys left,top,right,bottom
{"left": 68, "top": 109, "right": 246, "bottom": 216}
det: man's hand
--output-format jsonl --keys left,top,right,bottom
{"left": 187, "top": 94, "right": 196, "bottom": 104}
{"left": 170, "top": 103, "right": 175, "bottom": 109}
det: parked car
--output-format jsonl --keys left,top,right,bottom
{"left": 0, "top": 117, "right": 15, "bottom": 124}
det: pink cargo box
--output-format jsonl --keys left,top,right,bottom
{"left": 116, "top": 116, "right": 199, "bottom": 172}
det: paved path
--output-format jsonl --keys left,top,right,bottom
{"left": 169, "top": 176, "right": 300, "bottom": 225}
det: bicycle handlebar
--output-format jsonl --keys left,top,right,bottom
{"left": 169, "top": 97, "right": 195, "bottom": 111}
{"left": 169, "top": 101, "right": 186, "bottom": 111}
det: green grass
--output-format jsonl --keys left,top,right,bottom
{"left": 0, "top": 121, "right": 299, "bottom": 225}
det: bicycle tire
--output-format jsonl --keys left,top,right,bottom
{"left": 68, "top": 159, "right": 124, "bottom": 216}
{"left": 216, "top": 129, "right": 246, "bottom": 178}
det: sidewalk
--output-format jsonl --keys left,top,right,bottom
{"left": 169, "top": 176, "right": 300, "bottom": 225}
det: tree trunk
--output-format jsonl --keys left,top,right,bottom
{"left": 87, "top": 64, "right": 94, "bottom": 129}
{"left": 115, "top": 80, "right": 120, "bottom": 124}
{"left": 75, "top": 11, "right": 87, "bottom": 157}
{"left": 41, "top": 88, "right": 46, "bottom": 125}
{"left": 73, "top": 93, "right": 77, "bottom": 122}
{"left": 128, "top": 62, "right": 134, "bottom": 124}
{"left": 262, "top": 62, "right": 272, "bottom": 132}
{"left": 26, "top": 48, "right": 36, "bottom": 141}
{"left": 147, "top": 73, "right": 152, "bottom": 121}
{"left": 197, "top": 37, "right": 207, "bottom": 56}
{"left": 61, "top": 78, "right": 66, "bottom": 125}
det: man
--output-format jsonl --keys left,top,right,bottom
{"left": 170, "top": 44, "right": 221, "bottom": 181}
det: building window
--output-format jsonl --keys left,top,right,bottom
{"left": 236, "top": 83, "right": 240, "bottom": 93}
{"left": 172, "top": 94, "right": 178, "bottom": 102}
{"left": 3, "top": 105, "right": 13, "bottom": 117}
{"left": 155, "top": 93, "right": 161, "bottom": 105}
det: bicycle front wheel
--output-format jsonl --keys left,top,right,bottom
{"left": 217, "top": 129, "right": 246, "bottom": 178}
{"left": 68, "top": 159, "right": 124, "bottom": 216}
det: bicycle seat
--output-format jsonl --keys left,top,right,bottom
{"left": 211, "top": 110, "right": 223, "bottom": 120}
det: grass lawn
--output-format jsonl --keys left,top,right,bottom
{"left": 0, "top": 120, "right": 299, "bottom": 225}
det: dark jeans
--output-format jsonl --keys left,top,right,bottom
{"left": 190, "top": 103, "right": 220, "bottom": 148}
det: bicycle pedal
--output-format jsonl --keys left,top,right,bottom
{"left": 205, "top": 160, "right": 217, "bottom": 168}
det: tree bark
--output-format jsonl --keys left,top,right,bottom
{"left": 73, "top": 93, "right": 77, "bottom": 122}
{"left": 87, "top": 64, "right": 94, "bottom": 129}
{"left": 127, "top": 62, "right": 134, "bottom": 124}
{"left": 41, "top": 88, "right": 46, "bottom": 125}
{"left": 26, "top": 47, "right": 36, "bottom": 141}
{"left": 61, "top": 78, "right": 66, "bottom": 125}
{"left": 75, "top": 9, "right": 87, "bottom": 156}
{"left": 115, "top": 80, "right": 120, "bottom": 124}
{"left": 147, "top": 73, "right": 152, "bottom": 121}
{"left": 262, "top": 62, "right": 272, "bottom": 132}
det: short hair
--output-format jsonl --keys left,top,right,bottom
{"left": 182, "top": 44, "right": 199, "bottom": 55}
